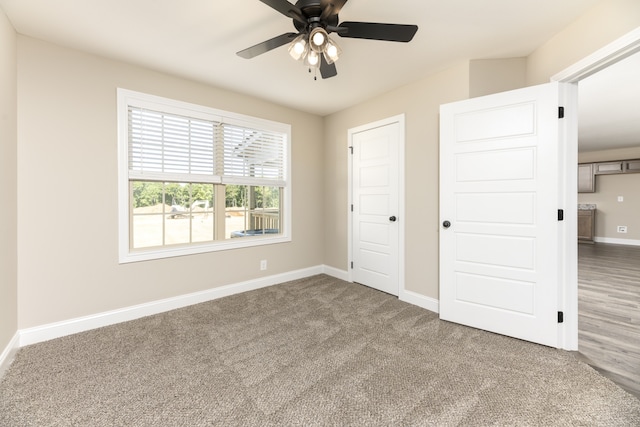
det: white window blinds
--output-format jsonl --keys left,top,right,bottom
{"left": 128, "top": 107, "right": 220, "bottom": 183}
{"left": 127, "top": 103, "right": 287, "bottom": 187}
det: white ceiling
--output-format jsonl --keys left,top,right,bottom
{"left": 578, "top": 52, "right": 640, "bottom": 153}
{"left": 2, "top": 0, "right": 637, "bottom": 152}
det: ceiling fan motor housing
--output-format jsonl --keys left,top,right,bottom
{"left": 293, "top": 0, "right": 339, "bottom": 34}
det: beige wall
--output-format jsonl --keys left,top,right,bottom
{"left": 323, "top": 62, "right": 470, "bottom": 299}
{"left": 469, "top": 58, "right": 526, "bottom": 98}
{"left": 324, "top": 0, "right": 640, "bottom": 301}
{"left": 579, "top": 146, "right": 640, "bottom": 163}
{"left": 527, "top": 0, "right": 640, "bottom": 85}
{"left": 16, "top": 37, "right": 324, "bottom": 328}
{"left": 0, "top": 9, "right": 17, "bottom": 354}
{"left": 579, "top": 147, "right": 640, "bottom": 242}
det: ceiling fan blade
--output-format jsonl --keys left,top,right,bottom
{"left": 260, "top": 0, "right": 306, "bottom": 25}
{"left": 337, "top": 22, "right": 418, "bottom": 42}
{"left": 319, "top": 55, "right": 337, "bottom": 79}
{"left": 320, "top": 0, "right": 348, "bottom": 20}
{"left": 236, "top": 32, "right": 298, "bottom": 59}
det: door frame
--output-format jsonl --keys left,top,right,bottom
{"left": 347, "top": 114, "right": 406, "bottom": 296}
{"left": 553, "top": 27, "right": 640, "bottom": 350}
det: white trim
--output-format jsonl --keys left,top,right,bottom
{"left": 552, "top": 27, "right": 640, "bottom": 83}
{"left": 347, "top": 114, "right": 406, "bottom": 296}
{"left": 399, "top": 290, "right": 439, "bottom": 314}
{"left": 0, "top": 332, "right": 20, "bottom": 379}
{"left": 322, "top": 265, "right": 349, "bottom": 281}
{"left": 122, "top": 236, "right": 293, "bottom": 264}
{"left": 19, "top": 266, "right": 322, "bottom": 346}
{"left": 594, "top": 237, "right": 640, "bottom": 246}
{"left": 552, "top": 26, "right": 640, "bottom": 351}
{"left": 557, "top": 82, "right": 579, "bottom": 351}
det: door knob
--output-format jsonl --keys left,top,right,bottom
{"left": 442, "top": 220, "right": 451, "bottom": 228}
{"left": 389, "top": 216, "right": 397, "bottom": 222}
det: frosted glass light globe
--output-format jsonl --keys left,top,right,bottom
{"left": 312, "top": 31, "right": 325, "bottom": 46}
{"left": 308, "top": 51, "right": 319, "bottom": 65}
{"left": 326, "top": 44, "right": 337, "bottom": 59}
{"left": 294, "top": 41, "right": 305, "bottom": 55}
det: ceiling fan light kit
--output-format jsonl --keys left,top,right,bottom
{"left": 289, "top": 26, "right": 342, "bottom": 68}
{"left": 237, "top": 0, "right": 418, "bottom": 79}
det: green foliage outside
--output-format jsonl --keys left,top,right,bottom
{"left": 132, "top": 182, "right": 213, "bottom": 208}
{"left": 132, "top": 181, "right": 280, "bottom": 209}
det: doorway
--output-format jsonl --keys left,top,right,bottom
{"left": 437, "top": 27, "right": 640, "bottom": 351}
{"left": 551, "top": 26, "right": 640, "bottom": 351}
{"left": 573, "top": 51, "right": 640, "bottom": 398}
{"left": 348, "top": 115, "right": 405, "bottom": 296}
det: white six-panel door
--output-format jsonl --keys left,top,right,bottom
{"left": 351, "top": 120, "right": 400, "bottom": 296}
{"left": 440, "top": 82, "right": 563, "bottom": 347}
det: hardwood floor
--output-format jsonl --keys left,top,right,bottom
{"left": 577, "top": 242, "right": 640, "bottom": 399}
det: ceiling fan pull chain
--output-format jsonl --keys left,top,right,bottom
{"left": 308, "top": 67, "right": 318, "bottom": 81}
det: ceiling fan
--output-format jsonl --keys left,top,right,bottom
{"left": 236, "top": 0, "right": 419, "bottom": 79}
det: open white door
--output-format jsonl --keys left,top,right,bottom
{"left": 439, "top": 82, "right": 564, "bottom": 348}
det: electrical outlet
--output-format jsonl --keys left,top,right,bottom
{"left": 617, "top": 226, "right": 628, "bottom": 233}
{"left": 260, "top": 260, "right": 267, "bottom": 270}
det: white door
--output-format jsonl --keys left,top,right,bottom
{"left": 351, "top": 120, "right": 401, "bottom": 296}
{"left": 440, "top": 82, "right": 563, "bottom": 348}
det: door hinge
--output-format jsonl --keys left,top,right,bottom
{"left": 558, "top": 311, "right": 564, "bottom": 323}
{"left": 558, "top": 106, "right": 565, "bottom": 119}
{"left": 558, "top": 209, "right": 564, "bottom": 221}
{"left": 350, "top": 261, "right": 354, "bottom": 269}
{"left": 351, "top": 204, "right": 353, "bottom": 212}
{"left": 349, "top": 146, "right": 353, "bottom": 154}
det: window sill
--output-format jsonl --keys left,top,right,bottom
{"left": 119, "top": 234, "right": 291, "bottom": 264}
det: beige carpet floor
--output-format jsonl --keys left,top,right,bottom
{"left": 1, "top": 274, "right": 639, "bottom": 426}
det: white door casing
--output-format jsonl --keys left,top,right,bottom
{"left": 349, "top": 116, "right": 404, "bottom": 296}
{"left": 439, "top": 82, "right": 563, "bottom": 348}
{"left": 551, "top": 27, "right": 640, "bottom": 351}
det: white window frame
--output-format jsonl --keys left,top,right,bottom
{"left": 117, "top": 88, "right": 291, "bottom": 263}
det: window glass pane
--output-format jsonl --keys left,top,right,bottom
{"left": 164, "top": 182, "right": 190, "bottom": 245}
{"left": 131, "top": 181, "right": 215, "bottom": 249}
{"left": 191, "top": 184, "right": 215, "bottom": 243}
{"left": 131, "top": 181, "right": 166, "bottom": 248}
{"left": 226, "top": 185, "right": 281, "bottom": 238}
{"left": 225, "top": 184, "right": 247, "bottom": 239}
{"left": 132, "top": 213, "right": 163, "bottom": 248}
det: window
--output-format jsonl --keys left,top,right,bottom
{"left": 117, "top": 89, "right": 291, "bottom": 263}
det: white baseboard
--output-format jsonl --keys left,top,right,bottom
{"left": 20, "top": 266, "right": 324, "bottom": 347}
{"left": 322, "top": 265, "right": 349, "bottom": 281}
{"left": 16, "top": 264, "right": 439, "bottom": 353}
{"left": 0, "top": 332, "right": 20, "bottom": 379}
{"left": 594, "top": 237, "right": 640, "bottom": 246}
{"left": 322, "top": 266, "right": 440, "bottom": 314}
{"left": 400, "top": 289, "right": 439, "bottom": 314}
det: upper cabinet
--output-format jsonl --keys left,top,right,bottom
{"left": 594, "top": 161, "right": 623, "bottom": 175}
{"left": 624, "top": 159, "right": 640, "bottom": 173}
{"left": 579, "top": 158, "right": 640, "bottom": 193}
{"left": 578, "top": 163, "right": 595, "bottom": 193}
